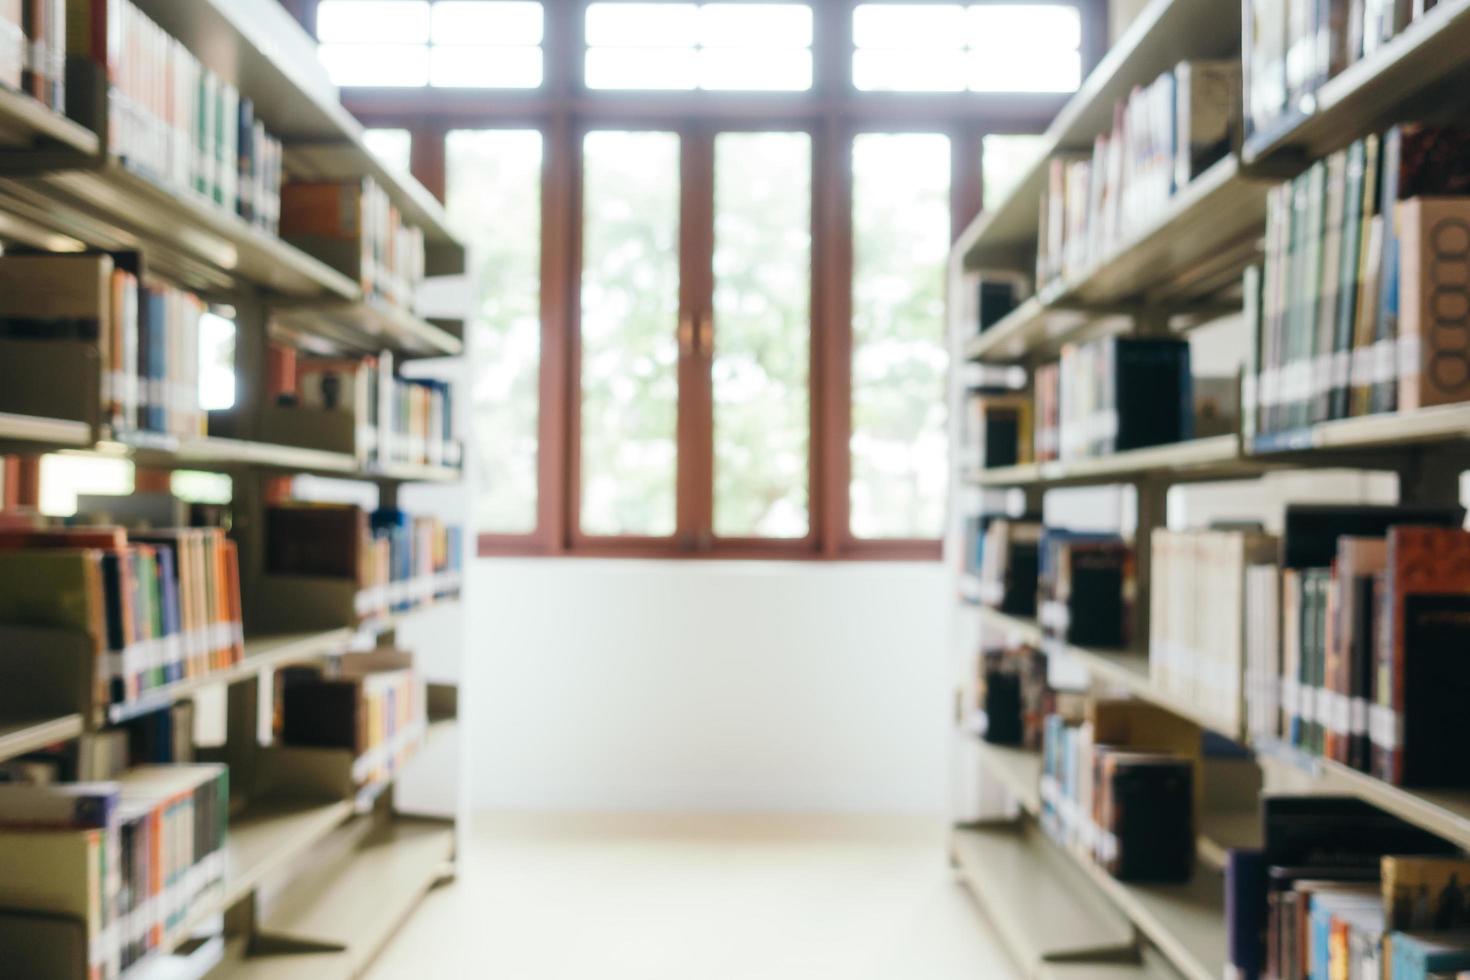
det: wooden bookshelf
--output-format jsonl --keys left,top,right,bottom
{"left": 1241, "top": 0, "right": 1470, "bottom": 174}
{"left": 0, "top": 715, "right": 85, "bottom": 765}
{"left": 0, "top": 85, "right": 98, "bottom": 155}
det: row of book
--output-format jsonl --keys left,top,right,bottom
{"left": 965, "top": 337, "right": 1197, "bottom": 469}
{"left": 281, "top": 178, "right": 428, "bottom": 310}
{"left": 264, "top": 502, "right": 463, "bottom": 620}
{"left": 267, "top": 345, "right": 461, "bottom": 469}
{"left": 1036, "top": 60, "right": 1241, "bottom": 289}
{"left": 1244, "top": 506, "right": 1470, "bottom": 789}
{"left": 1150, "top": 528, "right": 1277, "bottom": 737}
{"left": 978, "top": 644, "right": 1052, "bottom": 749}
{"left": 0, "top": 253, "right": 208, "bottom": 439}
{"left": 0, "top": 0, "right": 64, "bottom": 110}
{"left": 1040, "top": 699, "right": 1198, "bottom": 884}
{"left": 1244, "top": 0, "right": 1444, "bottom": 142}
{"left": 0, "top": 764, "right": 229, "bottom": 979}
{"left": 0, "top": 522, "right": 244, "bottom": 709}
{"left": 278, "top": 648, "right": 426, "bottom": 789}
{"left": 72, "top": 0, "right": 286, "bottom": 233}
{"left": 1227, "top": 796, "right": 1470, "bottom": 980}
{"left": 1245, "top": 125, "right": 1470, "bottom": 442}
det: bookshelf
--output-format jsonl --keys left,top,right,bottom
{"left": 945, "top": 0, "right": 1470, "bottom": 975}
{"left": 0, "top": 3, "right": 471, "bottom": 978}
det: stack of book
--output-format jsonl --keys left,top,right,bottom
{"left": 281, "top": 177, "right": 427, "bottom": 310}
{"left": 1149, "top": 527, "right": 1277, "bottom": 737}
{"left": 264, "top": 502, "right": 463, "bottom": 621}
{"left": 1246, "top": 125, "right": 1470, "bottom": 442}
{"left": 1243, "top": 505, "right": 1470, "bottom": 787}
{"left": 278, "top": 648, "right": 426, "bottom": 790}
{"left": 1037, "top": 530, "right": 1130, "bottom": 648}
{"left": 1244, "top": 0, "right": 1446, "bottom": 141}
{"left": 0, "top": 523, "right": 245, "bottom": 709}
{"left": 69, "top": 0, "right": 286, "bottom": 232}
{"left": 1225, "top": 796, "right": 1465, "bottom": 980}
{"left": 979, "top": 644, "right": 1051, "bottom": 748}
{"left": 0, "top": 0, "right": 64, "bottom": 110}
{"left": 1041, "top": 699, "right": 1199, "bottom": 884}
{"left": 1036, "top": 60, "right": 1241, "bottom": 287}
{"left": 1043, "top": 336, "right": 1193, "bottom": 461}
{"left": 975, "top": 518, "right": 1043, "bottom": 616}
{"left": 0, "top": 253, "right": 208, "bottom": 439}
{"left": 0, "top": 764, "right": 229, "bottom": 978}
{"left": 267, "top": 346, "right": 461, "bottom": 469}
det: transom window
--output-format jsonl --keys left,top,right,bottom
{"left": 583, "top": 3, "right": 814, "bottom": 91}
{"left": 852, "top": 3, "right": 1082, "bottom": 93}
{"left": 316, "top": 0, "right": 544, "bottom": 88}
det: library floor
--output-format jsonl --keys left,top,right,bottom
{"left": 365, "top": 813, "right": 1019, "bottom": 979}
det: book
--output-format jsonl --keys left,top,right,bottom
{"left": 980, "top": 645, "right": 1051, "bottom": 748}
{"left": 1098, "top": 751, "right": 1194, "bottom": 883}
{"left": 1057, "top": 336, "right": 1193, "bottom": 461}
{"left": 975, "top": 519, "right": 1042, "bottom": 616}
{"left": 1392, "top": 931, "right": 1470, "bottom": 979}
{"left": 1032, "top": 361, "right": 1061, "bottom": 462}
{"left": 1038, "top": 532, "right": 1129, "bottom": 648}
{"left": 1396, "top": 197, "right": 1470, "bottom": 411}
{"left": 1228, "top": 849, "right": 1269, "bottom": 980}
{"left": 1174, "top": 60, "right": 1242, "bottom": 190}
{"left": 281, "top": 178, "right": 426, "bottom": 310}
{"left": 967, "top": 393, "right": 1032, "bottom": 470}
{"left": 1384, "top": 856, "right": 1470, "bottom": 933}
{"left": 0, "top": 782, "right": 115, "bottom": 829}
{"left": 1373, "top": 526, "right": 1470, "bottom": 786}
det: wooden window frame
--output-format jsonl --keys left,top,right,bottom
{"left": 321, "top": 0, "right": 1103, "bottom": 560}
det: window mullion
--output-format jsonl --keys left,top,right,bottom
{"left": 676, "top": 130, "right": 716, "bottom": 551}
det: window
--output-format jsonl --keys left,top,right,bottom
{"left": 446, "top": 130, "right": 544, "bottom": 535}
{"left": 363, "top": 128, "right": 413, "bottom": 173}
{"left": 584, "top": 3, "right": 813, "bottom": 91}
{"left": 329, "top": 0, "right": 1092, "bottom": 558}
{"left": 317, "top": 1, "right": 544, "bottom": 88}
{"left": 852, "top": 3, "right": 1082, "bottom": 93}
{"left": 850, "top": 133, "right": 951, "bottom": 539}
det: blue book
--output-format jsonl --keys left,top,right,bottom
{"left": 1226, "top": 849, "right": 1266, "bottom": 979}
{"left": 1390, "top": 930, "right": 1470, "bottom": 979}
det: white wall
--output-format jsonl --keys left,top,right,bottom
{"left": 463, "top": 559, "right": 952, "bottom": 815}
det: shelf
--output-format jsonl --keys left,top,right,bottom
{"left": 1242, "top": 0, "right": 1470, "bottom": 175}
{"left": 106, "top": 628, "right": 356, "bottom": 725}
{"left": 952, "top": 823, "right": 1138, "bottom": 973}
{"left": 273, "top": 300, "right": 463, "bottom": 358}
{"left": 0, "top": 87, "right": 98, "bottom": 155}
{"left": 1037, "top": 952, "right": 1186, "bottom": 979}
{"left": 129, "top": 0, "right": 464, "bottom": 275}
{"left": 957, "top": 0, "right": 1242, "bottom": 273}
{"left": 963, "top": 296, "right": 1113, "bottom": 364}
{"left": 249, "top": 818, "right": 454, "bottom": 978}
{"left": 0, "top": 714, "right": 84, "bottom": 764}
{"left": 971, "top": 606, "right": 1218, "bottom": 735}
{"left": 1255, "top": 738, "right": 1470, "bottom": 855}
{"left": 1251, "top": 403, "right": 1470, "bottom": 457}
{"left": 974, "top": 740, "right": 1043, "bottom": 816}
{"left": 0, "top": 411, "right": 92, "bottom": 448}
{"left": 223, "top": 798, "right": 356, "bottom": 908}
{"left": 0, "top": 158, "right": 361, "bottom": 301}
{"left": 965, "top": 436, "right": 1257, "bottom": 489}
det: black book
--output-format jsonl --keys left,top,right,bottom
{"left": 1001, "top": 541, "right": 1040, "bottom": 617}
{"left": 1401, "top": 594, "right": 1470, "bottom": 786}
{"left": 1280, "top": 504, "right": 1465, "bottom": 569}
{"left": 1263, "top": 795, "right": 1457, "bottom": 869}
{"left": 981, "top": 662, "right": 1023, "bottom": 746}
{"left": 1110, "top": 337, "right": 1194, "bottom": 453}
{"left": 977, "top": 279, "right": 1021, "bottom": 334}
{"left": 1227, "top": 849, "right": 1268, "bottom": 980}
{"left": 1105, "top": 755, "right": 1194, "bottom": 883}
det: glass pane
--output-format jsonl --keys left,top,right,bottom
{"left": 318, "top": 44, "right": 430, "bottom": 87}
{"left": 431, "top": 1, "right": 544, "bottom": 45}
{"left": 852, "top": 4, "right": 965, "bottom": 48}
{"left": 39, "top": 455, "right": 133, "bottom": 518}
{"left": 850, "top": 133, "right": 951, "bottom": 539}
{"left": 698, "top": 4, "right": 813, "bottom": 46}
{"left": 432, "top": 45, "right": 543, "bottom": 87}
{"left": 579, "top": 131, "right": 681, "bottom": 538}
{"left": 317, "top": 0, "right": 430, "bottom": 43}
{"left": 968, "top": 4, "right": 1081, "bottom": 50}
{"left": 982, "top": 134, "right": 1046, "bottom": 207}
{"left": 968, "top": 46, "right": 1080, "bottom": 93}
{"left": 364, "top": 127, "right": 412, "bottom": 173}
{"left": 585, "top": 48, "right": 699, "bottom": 90}
{"left": 852, "top": 49, "right": 965, "bottom": 92}
{"left": 198, "top": 311, "right": 236, "bottom": 411}
{"left": 699, "top": 47, "right": 811, "bottom": 91}
{"left": 446, "top": 130, "right": 544, "bottom": 534}
{"left": 585, "top": 3, "right": 698, "bottom": 46}
{"left": 712, "top": 132, "right": 811, "bottom": 539}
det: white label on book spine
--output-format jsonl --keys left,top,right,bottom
{"left": 1373, "top": 339, "right": 1396, "bottom": 384}
{"left": 1369, "top": 704, "right": 1398, "bottom": 750}
{"left": 1350, "top": 346, "right": 1372, "bottom": 389}
{"left": 1398, "top": 333, "right": 1422, "bottom": 380}
{"left": 1350, "top": 697, "right": 1369, "bottom": 736}
{"left": 1332, "top": 349, "right": 1352, "bottom": 389}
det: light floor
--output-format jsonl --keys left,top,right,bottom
{"left": 365, "top": 812, "right": 1019, "bottom": 980}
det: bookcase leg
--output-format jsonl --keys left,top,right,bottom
{"left": 1131, "top": 479, "right": 1167, "bottom": 650}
